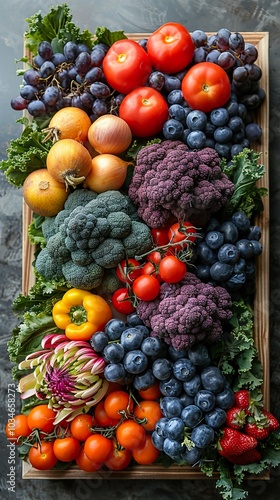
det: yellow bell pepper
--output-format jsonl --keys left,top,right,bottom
{"left": 52, "top": 288, "right": 112, "bottom": 341}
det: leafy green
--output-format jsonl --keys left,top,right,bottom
{"left": 0, "top": 120, "right": 52, "bottom": 187}
{"left": 28, "top": 214, "right": 46, "bottom": 246}
{"left": 126, "top": 137, "right": 162, "bottom": 160}
{"left": 221, "top": 148, "right": 268, "bottom": 219}
{"left": 25, "top": 3, "right": 93, "bottom": 55}
{"left": 94, "top": 26, "right": 127, "bottom": 46}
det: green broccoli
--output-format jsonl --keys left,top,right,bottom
{"left": 64, "top": 188, "right": 98, "bottom": 210}
{"left": 35, "top": 247, "right": 65, "bottom": 281}
{"left": 92, "top": 238, "right": 126, "bottom": 268}
{"left": 41, "top": 217, "right": 56, "bottom": 240}
{"left": 96, "top": 268, "right": 121, "bottom": 295}
{"left": 123, "top": 221, "right": 153, "bottom": 258}
{"left": 62, "top": 261, "right": 104, "bottom": 290}
{"left": 46, "top": 232, "right": 70, "bottom": 264}
{"left": 107, "top": 212, "right": 132, "bottom": 239}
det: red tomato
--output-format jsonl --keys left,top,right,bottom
{"left": 159, "top": 255, "right": 187, "bottom": 283}
{"left": 147, "top": 22, "right": 195, "bottom": 74}
{"left": 151, "top": 228, "right": 170, "bottom": 246}
{"left": 181, "top": 62, "right": 231, "bottom": 113}
{"left": 146, "top": 251, "right": 162, "bottom": 265}
{"left": 27, "top": 405, "right": 56, "bottom": 434}
{"left": 102, "top": 39, "right": 152, "bottom": 94}
{"left": 119, "top": 87, "right": 169, "bottom": 137}
{"left": 112, "top": 287, "right": 135, "bottom": 314}
{"left": 168, "top": 221, "right": 197, "bottom": 251}
{"left": 116, "top": 258, "right": 142, "bottom": 284}
{"left": 53, "top": 436, "right": 81, "bottom": 462}
{"left": 132, "top": 275, "right": 160, "bottom": 301}
{"left": 28, "top": 441, "right": 58, "bottom": 470}
{"left": 5, "top": 414, "right": 32, "bottom": 444}
{"left": 142, "top": 261, "right": 162, "bottom": 283}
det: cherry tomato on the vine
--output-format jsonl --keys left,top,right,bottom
{"left": 5, "top": 414, "right": 32, "bottom": 443}
{"left": 132, "top": 274, "right": 160, "bottom": 301}
{"left": 76, "top": 448, "right": 102, "bottom": 472}
{"left": 116, "top": 258, "right": 142, "bottom": 284}
{"left": 84, "top": 434, "right": 113, "bottom": 462}
{"left": 104, "top": 390, "right": 134, "bottom": 421}
{"left": 53, "top": 436, "right": 81, "bottom": 462}
{"left": 27, "top": 405, "right": 56, "bottom": 434}
{"left": 104, "top": 441, "right": 133, "bottom": 470}
{"left": 94, "top": 400, "right": 120, "bottom": 427}
{"left": 28, "top": 441, "right": 58, "bottom": 470}
{"left": 116, "top": 420, "right": 146, "bottom": 450}
{"left": 151, "top": 227, "right": 170, "bottom": 246}
{"left": 138, "top": 382, "right": 161, "bottom": 400}
{"left": 134, "top": 400, "right": 163, "bottom": 431}
{"left": 112, "top": 287, "right": 135, "bottom": 314}
{"left": 119, "top": 87, "right": 169, "bottom": 137}
{"left": 159, "top": 255, "right": 187, "bottom": 283}
{"left": 168, "top": 221, "right": 197, "bottom": 251}
{"left": 147, "top": 22, "right": 195, "bottom": 74}
{"left": 181, "top": 61, "right": 231, "bottom": 113}
{"left": 102, "top": 39, "right": 152, "bottom": 94}
{"left": 132, "top": 434, "right": 160, "bottom": 465}
{"left": 70, "top": 414, "right": 94, "bottom": 441}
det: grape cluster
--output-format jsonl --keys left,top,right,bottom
{"left": 193, "top": 210, "right": 262, "bottom": 295}
{"left": 11, "top": 40, "right": 122, "bottom": 119}
{"left": 151, "top": 343, "right": 235, "bottom": 464}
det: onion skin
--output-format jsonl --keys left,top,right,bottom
{"left": 46, "top": 107, "right": 92, "bottom": 143}
{"left": 23, "top": 169, "right": 69, "bottom": 217}
{"left": 83, "top": 154, "right": 131, "bottom": 193}
{"left": 87, "top": 115, "right": 132, "bottom": 155}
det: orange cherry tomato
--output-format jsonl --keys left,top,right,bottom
{"left": 104, "top": 442, "right": 132, "bottom": 470}
{"left": 84, "top": 434, "right": 113, "bottom": 462}
{"left": 70, "top": 414, "right": 94, "bottom": 441}
{"left": 76, "top": 448, "right": 102, "bottom": 472}
{"left": 5, "top": 414, "right": 32, "bottom": 444}
{"left": 134, "top": 400, "right": 163, "bottom": 431}
{"left": 132, "top": 434, "right": 160, "bottom": 464}
{"left": 28, "top": 441, "right": 58, "bottom": 470}
{"left": 53, "top": 436, "right": 81, "bottom": 462}
{"left": 27, "top": 405, "right": 56, "bottom": 433}
{"left": 116, "top": 420, "right": 146, "bottom": 450}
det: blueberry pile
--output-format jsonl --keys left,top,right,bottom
{"left": 193, "top": 210, "right": 262, "bottom": 295}
{"left": 151, "top": 344, "right": 235, "bottom": 464}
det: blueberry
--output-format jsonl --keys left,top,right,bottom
{"left": 148, "top": 71, "right": 165, "bottom": 91}
{"left": 126, "top": 312, "right": 144, "bottom": 327}
{"left": 151, "top": 430, "right": 165, "bottom": 451}
{"left": 205, "top": 231, "right": 224, "bottom": 249}
{"left": 181, "top": 405, "right": 203, "bottom": 428}
{"left": 191, "top": 424, "right": 215, "bottom": 448}
{"left": 181, "top": 446, "right": 202, "bottom": 465}
{"left": 165, "top": 417, "right": 185, "bottom": 441}
{"left": 215, "top": 386, "right": 235, "bottom": 409}
{"left": 228, "top": 116, "right": 244, "bottom": 132}
{"left": 218, "top": 244, "right": 240, "bottom": 264}
{"left": 195, "top": 264, "right": 211, "bottom": 281}
{"left": 104, "top": 363, "right": 127, "bottom": 383}
{"left": 194, "top": 390, "right": 216, "bottom": 412}
{"left": 235, "top": 239, "right": 255, "bottom": 259}
{"left": 159, "top": 376, "right": 183, "bottom": 397}
{"left": 169, "top": 104, "right": 186, "bottom": 123}
{"left": 134, "top": 324, "right": 150, "bottom": 337}
{"left": 179, "top": 393, "right": 194, "bottom": 407}
{"left": 247, "top": 226, "right": 261, "bottom": 241}
{"left": 123, "top": 349, "right": 148, "bottom": 374}
{"left": 226, "top": 100, "right": 239, "bottom": 117}
{"left": 215, "top": 142, "right": 232, "bottom": 159}
{"left": 214, "top": 126, "right": 233, "bottom": 144}
{"left": 234, "top": 258, "right": 246, "bottom": 272}
{"left": 152, "top": 358, "right": 172, "bottom": 380}
{"left": 90, "top": 331, "right": 108, "bottom": 352}
{"left": 245, "top": 122, "right": 262, "bottom": 142}
{"left": 164, "top": 75, "right": 181, "bottom": 92}
{"left": 133, "top": 368, "right": 155, "bottom": 391}
{"left": 141, "top": 336, "right": 163, "bottom": 356}
{"left": 204, "top": 121, "right": 216, "bottom": 137}
{"left": 167, "top": 89, "right": 184, "bottom": 105}
{"left": 186, "top": 110, "right": 207, "bottom": 130}
{"left": 204, "top": 407, "right": 227, "bottom": 429}
{"left": 105, "top": 318, "right": 126, "bottom": 340}
{"left": 183, "top": 374, "right": 202, "bottom": 396}
{"left": 210, "top": 107, "right": 229, "bottom": 126}
{"left": 120, "top": 327, "right": 144, "bottom": 351}
{"left": 245, "top": 261, "right": 256, "bottom": 278}
{"left": 225, "top": 272, "right": 246, "bottom": 290}
{"left": 200, "top": 366, "right": 226, "bottom": 393}
{"left": 205, "top": 138, "right": 215, "bottom": 148}
{"left": 210, "top": 261, "right": 233, "bottom": 281}
{"left": 231, "top": 144, "right": 244, "bottom": 157}
{"left": 197, "top": 242, "right": 218, "bottom": 265}
{"left": 163, "top": 119, "right": 184, "bottom": 140}
{"left": 218, "top": 221, "right": 239, "bottom": 243}
{"left": 163, "top": 437, "right": 185, "bottom": 458}
{"left": 188, "top": 343, "right": 211, "bottom": 366}
{"left": 155, "top": 417, "right": 170, "bottom": 437}
{"left": 231, "top": 211, "right": 251, "bottom": 232}
{"left": 187, "top": 130, "right": 206, "bottom": 149}
{"left": 250, "top": 240, "right": 263, "bottom": 256}
{"left": 168, "top": 345, "right": 189, "bottom": 361}
{"left": 160, "top": 397, "right": 183, "bottom": 418}
{"left": 102, "top": 342, "right": 125, "bottom": 363}
{"left": 172, "top": 358, "right": 196, "bottom": 382}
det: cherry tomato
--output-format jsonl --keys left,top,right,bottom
{"left": 116, "top": 420, "right": 146, "bottom": 450}
{"left": 132, "top": 275, "right": 160, "bottom": 301}
{"left": 151, "top": 228, "right": 170, "bottom": 246}
{"left": 94, "top": 400, "right": 120, "bottom": 427}
{"left": 119, "top": 87, "right": 169, "bottom": 137}
{"left": 76, "top": 448, "right": 102, "bottom": 472}
{"left": 116, "top": 258, "right": 142, "bottom": 284}
{"left": 28, "top": 441, "right": 58, "bottom": 470}
{"left": 159, "top": 255, "right": 187, "bottom": 283}
{"left": 53, "top": 436, "right": 81, "bottom": 462}
{"left": 84, "top": 434, "right": 113, "bottom": 463}
{"left": 102, "top": 39, "right": 152, "bottom": 94}
{"left": 112, "top": 287, "right": 135, "bottom": 314}
{"left": 147, "top": 22, "right": 195, "bottom": 74}
{"left": 181, "top": 62, "right": 231, "bottom": 113}
{"left": 70, "top": 414, "right": 94, "bottom": 441}
{"left": 132, "top": 434, "right": 160, "bottom": 465}
{"left": 168, "top": 221, "right": 197, "bottom": 251}
{"left": 104, "top": 390, "right": 134, "bottom": 421}
{"left": 146, "top": 251, "right": 162, "bottom": 265}
{"left": 5, "top": 414, "right": 32, "bottom": 444}
{"left": 142, "top": 261, "right": 162, "bottom": 282}
{"left": 133, "top": 400, "right": 163, "bottom": 431}
{"left": 104, "top": 441, "right": 132, "bottom": 470}
{"left": 27, "top": 405, "right": 56, "bottom": 433}
{"left": 138, "top": 382, "right": 161, "bottom": 401}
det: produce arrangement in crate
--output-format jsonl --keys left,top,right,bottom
{"left": 2, "top": 3, "right": 280, "bottom": 499}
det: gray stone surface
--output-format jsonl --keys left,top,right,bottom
{"left": 0, "top": 1, "right": 280, "bottom": 498}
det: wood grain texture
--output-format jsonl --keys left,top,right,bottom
{"left": 22, "top": 32, "right": 269, "bottom": 479}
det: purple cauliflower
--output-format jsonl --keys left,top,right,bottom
{"left": 136, "top": 272, "right": 232, "bottom": 351}
{"left": 128, "top": 140, "right": 235, "bottom": 227}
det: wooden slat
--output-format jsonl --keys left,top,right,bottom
{"left": 21, "top": 32, "right": 270, "bottom": 479}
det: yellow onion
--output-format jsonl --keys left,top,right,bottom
{"left": 87, "top": 114, "right": 132, "bottom": 154}
{"left": 83, "top": 153, "right": 131, "bottom": 193}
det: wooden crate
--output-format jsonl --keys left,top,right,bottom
{"left": 22, "top": 32, "right": 269, "bottom": 479}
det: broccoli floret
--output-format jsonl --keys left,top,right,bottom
{"left": 35, "top": 247, "right": 65, "bottom": 281}
{"left": 64, "top": 188, "right": 98, "bottom": 210}
{"left": 62, "top": 260, "right": 104, "bottom": 290}
{"left": 41, "top": 217, "right": 56, "bottom": 240}
{"left": 96, "top": 268, "right": 121, "bottom": 295}
{"left": 91, "top": 238, "right": 125, "bottom": 268}
{"left": 46, "top": 232, "right": 71, "bottom": 264}
{"left": 128, "top": 141, "right": 235, "bottom": 227}
{"left": 97, "top": 190, "right": 138, "bottom": 216}
{"left": 122, "top": 220, "right": 153, "bottom": 258}
{"left": 107, "top": 212, "right": 132, "bottom": 239}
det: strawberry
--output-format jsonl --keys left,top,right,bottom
{"left": 226, "top": 406, "right": 246, "bottom": 430}
{"left": 218, "top": 427, "right": 258, "bottom": 456}
{"left": 234, "top": 389, "right": 250, "bottom": 410}
{"left": 262, "top": 410, "right": 280, "bottom": 432}
{"left": 244, "top": 422, "right": 270, "bottom": 441}
{"left": 222, "top": 447, "right": 261, "bottom": 465}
